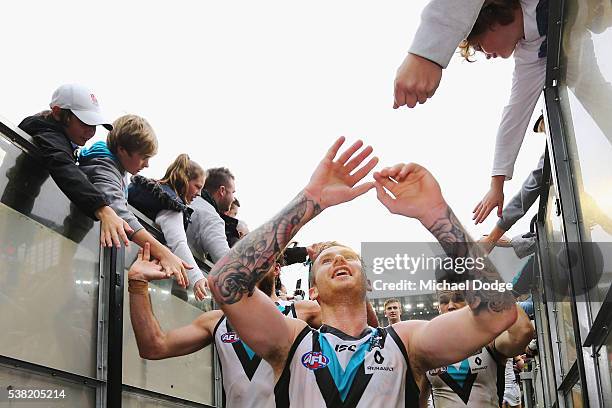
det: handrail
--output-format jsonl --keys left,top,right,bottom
{"left": 0, "top": 114, "right": 40, "bottom": 159}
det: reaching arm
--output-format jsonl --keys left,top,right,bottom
{"left": 156, "top": 209, "right": 208, "bottom": 299}
{"left": 207, "top": 137, "right": 378, "bottom": 364}
{"left": 496, "top": 153, "right": 545, "bottom": 232}
{"left": 374, "top": 163, "right": 517, "bottom": 371}
{"left": 31, "top": 131, "right": 131, "bottom": 247}
{"left": 491, "top": 58, "right": 546, "bottom": 180}
{"left": 127, "top": 243, "right": 221, "bottom": 359}
{"left": 473, "top": 57, "right": 546, "bottom": 224}
{"left": 409, "top": 0, "right": 485, "bottom": 69}
{"left": 131, "top": 229, "right": 190, "bottom": 288}
{"left": 31, "top": 130, "right": 109, "bottom": 219}
{"left": 494, "top": 305, "right": 535, "bottom": 358}
{"left": 207, "top": 192, "right": 321, "bottom": 364}
{"left": 393, "top": 0, "right": 485, "bottom": 108}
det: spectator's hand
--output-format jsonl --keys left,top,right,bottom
{"left": 128, "top": 243, "right": 170, "bottom": 282}
{"left": 374, "top": 163, "right": 447, "bottom": 225}
{"left": 159, "top": 252, "right": 191, "bottom": 289}
{"left": 393, "top": 53, "right": 442, "bottom": 109}
{"left": 496, "top": 235, "right": 512, "bottom": 247}
{"left": 304, "top": 137, "right": 378, "bottom": 210}
{"left": 477, "top": 235, "right": 496, "bottom": 255}
{"left": 193, "top": 278, "right": 209, "bottom": 301}
{"left": 96, "top": 206, "right": 133, "bottom": 248}
{"left": 473, "top": 177, "right": 505, "bottom": 224}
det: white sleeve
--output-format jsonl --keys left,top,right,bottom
{"left": 491, "top": 57, "right": 546, "bottom": 180}
{"left": 408, "top": 0, "right": 485, "bottom": 68}
{"left": 155, "top": 209, "right": 206, "bottom": 288}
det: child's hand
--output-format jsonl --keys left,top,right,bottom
{"left": 473, "top": 177, "right": 505, "bottom": 224}
{"left": 159, "top": 252, "right": 191, "bottom": 288}
{"left": 393, "top": 53, "right": 442, "bottom": 109}
{"left": 96, "top": 206, "right": 133, "bottom": 247}
{"left": 193, "top": 278, "right": 209, "bottom": 301}
{"left": 128, "top": 243, "right": 169, "bottom": 282}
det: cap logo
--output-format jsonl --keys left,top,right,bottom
{"left": 90, "top": 94, "right": 99, "bottom": 106}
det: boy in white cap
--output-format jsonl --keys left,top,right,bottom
{"left": 19, "top": 84, "right": 132, "bottom": 248}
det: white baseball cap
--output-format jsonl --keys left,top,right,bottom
{"left": 49, "top": 84, "right": 113, "bottom": 130}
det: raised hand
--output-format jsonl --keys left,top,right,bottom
{"left": 393, "top": 53, "right": 442, "bottom": 109}
{"left": 96, "top": 206, "right": 133, "bottom": 248}
{"left": 158, "top": 252, "right": 191, "bottom": 289}
{"left": 473, "top": 176, "right": 505, "bottom": 224}
{"left": 304, "top": 137, "right": 378, "bottom": 209}
{"left": 194, "top": 278, "right": 209, "bottom": 301}
{"left": 128, "top": 243, "right": 171, "bottom": 282}
{"left": 373, "top": 163, "right": 447, "bottom": 225}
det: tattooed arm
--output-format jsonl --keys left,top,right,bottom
{"left": 207, "top": 137, "right": 378, "bottom": 368}
{"left": 374, "top": 163, "right": 517, "bottom": 371}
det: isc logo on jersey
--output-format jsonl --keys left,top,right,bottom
{"left": 335, "top": 344, "right": 356, "bottom": 352}
{"left": 301, "top": 351, "right": 329, "bottom": 370}
{"left": 221, "top": 332, "right": 240, "bottom": 343}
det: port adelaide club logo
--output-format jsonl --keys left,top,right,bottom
{"left": 301, "top": 351, "right": 330, "bottom": 370}
{"left": 221, "top": 332, "right": 240, "bottom": 344}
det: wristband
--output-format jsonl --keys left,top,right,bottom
{"left": 128, "top": 279, "right": 149, "bottom": 295}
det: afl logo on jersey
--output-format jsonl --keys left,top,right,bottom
{"left": 301, "top": 351, "right": 329, "bottom": 370}
{"left": 428, "top": 366, "right": 448, "bottom": 376}
{"left": 221, "top": 332, "right": 240, "bottom": 343}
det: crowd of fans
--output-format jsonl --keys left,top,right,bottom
{"left": 17, "top": 83, "right": 253, "bottom": 301}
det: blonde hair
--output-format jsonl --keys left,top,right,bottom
{"left": 384, "top": 298, "right": 401, "bottom": 309}
{"left": 159, "top": 154, "right": 205, "bottom": 203}
{"left": 107, "top": 114, "right": 158, "bottom": 156}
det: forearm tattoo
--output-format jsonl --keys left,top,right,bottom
{"left": 209, "top": 192, "right": 321, "bottom": 304}
{"left": 427, "top": 206, "right": 515, "bottom": 314}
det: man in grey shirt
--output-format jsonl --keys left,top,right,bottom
{"left": 480, "top": 115, "right": 545, "bottom": 251}
{"left": 187, "top": 167, "right": 236, "bottom": 263}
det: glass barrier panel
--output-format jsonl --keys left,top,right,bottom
{"left": 122, "top": 245, "right": 214, "bottom": 406}
{"left": 544, "top": 186, "right": 578, "bottom": 374}
{"left": 560, "top": 0, "right": 612, "bottom": 315}
{"left": 122, "top": 390, "right": 207, "bottom": 408}
{"left": 0, "top": 135, "right": 100, "bottom": 378}
{"left": 0, "top": 364, "right": 96, "bottom": 407}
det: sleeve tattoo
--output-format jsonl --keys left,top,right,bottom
{"left": 209, "top": 192, "right": 321, "bottom": 304}
{"left": 427, "top": 207, "right": 515, "bottom": 314}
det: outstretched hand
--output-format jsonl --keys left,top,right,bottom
{"left": 304, "top": 137, "right": 378, "bottom": 210}
{"left": 374, "top": 163, "right": 447, "bottom": 225}
{"left": 393, "top": 53, "right": 442, "bottom": 109}
{"left": 473, "top": 177, "right": 505, "bottom": 224}
{"left": 128, "top": 243, "right": 172, "bottom": 282}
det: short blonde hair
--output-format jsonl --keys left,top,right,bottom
{"left": 384, "top": 298, "right": 401, "bottom": 309}
{"left": 107, "top": 114, "right": 158, "bottom": 156}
